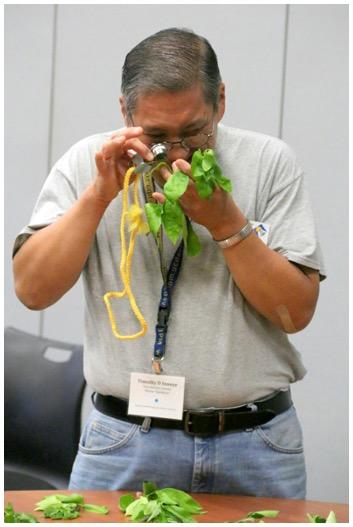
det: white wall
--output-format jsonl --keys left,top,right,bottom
{"left": 4, "top": 5, "right": 348, "bottom": 502}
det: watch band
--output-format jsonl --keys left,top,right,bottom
{"left": 214, "top": 220, "right": 253, "bottom": 249}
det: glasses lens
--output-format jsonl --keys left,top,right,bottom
{"left": 183, "top": 133, "right": 210, "bottom": 150}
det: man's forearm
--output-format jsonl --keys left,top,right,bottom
{"left": 210, "top": 210, "right": 320, "bottom": 333}
{"left": 13, "top": 184, "right": 110, "bottom": 310}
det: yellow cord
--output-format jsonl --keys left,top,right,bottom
{"left": 103, "top": 166, "right": 149, "bottom": 340}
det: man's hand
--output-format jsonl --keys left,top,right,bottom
{"left": 153, "top": 158, "right": 243, "bottom": 238}
{"left": 93, "top": 127, "right": 154, "bottom": 203}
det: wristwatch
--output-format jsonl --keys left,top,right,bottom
{"left": 214, "top": 220, "right": 253, "bottom": 249}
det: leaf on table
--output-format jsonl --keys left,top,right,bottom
{"left": 42, "top": 503, "right": 80, "bottom": 520}
{"left": 82, "top": 503, "right": 109, "bottom": 514}
{"left": 326, "top": 511, "right": 337, "bottom": 523}
{"left": 248, "top": 511, "right": 279, "bottom": 519}
{"left": 143, "top": 480, "right": 159, "bottom": 498}
{"left": 4, "top": 503, "right": 39, "bottom": 523}
{"left": 307, "top": 513, "right": 328, "bottom": 523}
{"left": 119, "top": 493, "right": 136, "bottom": 512}
{"left": 158, "top": 488, "right": 203, "bottom": 514}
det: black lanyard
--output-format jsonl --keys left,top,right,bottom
{"left": 152, "top": 241, "right": 184, "bottom": 373}
{"left": 141, "top": 171, "right": 184, "bottom": 373}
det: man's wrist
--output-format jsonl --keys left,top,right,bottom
{"left": 208, "top": 211, "right": 247, "bottom": 241}
{"left": 214, "top": 220, "right": 253, "bottom": 249}
{"left": 84, "top": 184, "right": 114, "bottom": 212}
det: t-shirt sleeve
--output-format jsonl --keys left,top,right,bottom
{"left": 12, "top": 147, "right": 79, "bottom": 257}
{"left": 260, "top": 141, "right": 326, "bottom": 280}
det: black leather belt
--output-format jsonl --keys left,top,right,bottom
{"left": 92, "top": 389, "right": 292, "bottom": 437}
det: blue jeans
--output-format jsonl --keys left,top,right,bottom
{"left": 69, "top": 405, "right": 306, "bottom": 498}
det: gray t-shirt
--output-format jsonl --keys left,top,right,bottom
{"left": 15, "top": 123, "right": 326, "bottom": 408}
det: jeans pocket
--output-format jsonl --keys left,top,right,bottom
{"left": 79, "top": 410, "right": 139, "bottom": 455}
{"left": 255, "top": 406, "right": 304, "bottom": 454}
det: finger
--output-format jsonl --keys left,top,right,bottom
{"left": 101, "top": 136, "right": 126, "bottom": 161}
{"left": 151, "top": 192, "right": 166, "bottom": 205}
{"left": 159, "top": 166, "right": 173, "bottom": 182}
{"left": 124, "top": 137, "right": 154, "bottom": 161}
{"left": 172, "top": 159, "right": 192, "bottom": 177}
{"left": 110, "top": 126, "right": 143, "bottom": 140}
{"left": 95, "top": 151, "right": 107, "bottom": 174}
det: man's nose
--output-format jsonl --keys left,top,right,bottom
{"left": 167, "top": 145, "right": 190, "bottom": 163}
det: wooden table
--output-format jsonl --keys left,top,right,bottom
{"left": 4, "top": 490, "right": 349, "bottom": 523}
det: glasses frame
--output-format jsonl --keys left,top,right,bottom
{"left": 128, "top": 114, "right": 215, "bottom": 153}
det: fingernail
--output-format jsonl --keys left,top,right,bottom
{"left": 146, "top": 151, "right": 154, "bottom": 161}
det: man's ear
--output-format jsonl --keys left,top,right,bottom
{"left": 119, "top": 96, "right": 128, "bottom": 124}
{"left": 216, "top": 83, "right": 225, "bottom": 122}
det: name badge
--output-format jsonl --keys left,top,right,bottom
{"left": 250, "top": 221, "right": 270, "bottom": 245}
{"left": 128, "top": 372, "right": 185, "bottom": 420}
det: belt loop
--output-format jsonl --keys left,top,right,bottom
{"left": 141, "top": 417, "right": 152, "bottom": 433}
{"left": 218, "top": 410, "right": 225, "bottom": 432}
{"left": 247, "top": 403, "right": 258, "bottom": 412}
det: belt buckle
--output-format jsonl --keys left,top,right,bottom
{"left": 184, "top": 410, "right": 225, "bottom": 436}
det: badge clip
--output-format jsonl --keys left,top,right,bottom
{"left": 152, "top": 357, "right": 163, "bottom": 374}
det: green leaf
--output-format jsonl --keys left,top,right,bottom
{"left": 83, "top": 503, "right": 109, "bottom": 514}
{"left": 145, "top": 202, "right": 163, "bottom": 237}
{"left": 159, "top": 488, "right": 203, "bottom": 514}
{"left": 307, "top": 513, "right": 327, "bottom": 523}
{"left": 326, "top": 511, "right": 337, "bottom": 523}
{"left": 4, "top": 504, "right": 39, "bottom": 523}
{"left": 131, "top": 508, "right": 147, "bottom": 522}
{"left": 14, "top": 514, "right": 39, "bottom": 523}
{"left": 42, "top": 503, "right": 80, "bottom": 520}
{"left": 195, "top": 177, "right": 213, "bottom": 199}
{"left": 119, "top": 493, "right": 136, "bottom": 512}
{"left": 143, "top": 481, "right": 158, "bottom": 498}
{"left": 190, "top": 148, "right": 232, "bottom": 199}
{"left": 125, "top": 496, "right": 148, "bottom": 517}
{"left": 216, "top": 174, "right": 233, "bottom": 193}
{"left": 121, "top": 483, "right": 204, "bottom": 523}
{"left": 59, "top": 493, "right": 84, "bottom": 504}
{"left": 192, "top": 165, "right": 205, "bottom": 181}
{"left": 162, "top": 199, "right": 184, "bottom": 244}
{"left": 166, "top": 504, "right": 196, "bottom": 523}
{"left": 35, "top": 495, "right": 61, "bottom": 510}
{"left": 181, "top": 214, "right": 188, "bottom": 248}
{"left": 186, "top": 222, "right": 202, "bottom": 257}
{"left": 146, "top": 502, "right": 162, "bottom": 521}
{"left": 191, "top": 149, "right": 203, "bottom": 173}
{"left": 164, "top": 170, "right": 189, "bottom": 201}
{"left": 247, "top": 510, "right": 279, "bottom": 519}
{"left": 4, "top": 503, "right": 15, "bottom": 523}
{"left": 201, "top": 149, "right": 216, "bottom": 171}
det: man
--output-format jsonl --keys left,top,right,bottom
{"left": 13, "top": 28, "right": 325, "bottom": 497}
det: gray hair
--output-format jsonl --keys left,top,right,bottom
{"left": 121, "top": 28, "right": 222, "bottom": 115}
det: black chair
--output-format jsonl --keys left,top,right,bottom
{"left": 4, "top": 327, "right": 86, "bottom": 490}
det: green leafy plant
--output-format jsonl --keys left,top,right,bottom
{"left": 228, "top": 510, "right": 279, "bottom": 523}
{"left": 119, "top": 481, "right": 204, "bottom": 523}
{"left": 34, "top": 493, "right": 108, "bottom": 520}
{"left": 307, "top": 511, "right": 337, "bottom": 523}
{"left": 145, "top": 149, "right": 232, "bottom": 256}
{"left": 191, "top": 149, "right": 232, "bottom": 198}
{"left": 4, "top": 503, "right": 39, "bottom": 523}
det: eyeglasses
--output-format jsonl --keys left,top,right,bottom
{"left": 129, "top": 115, "right": 215, "bottom": 152}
